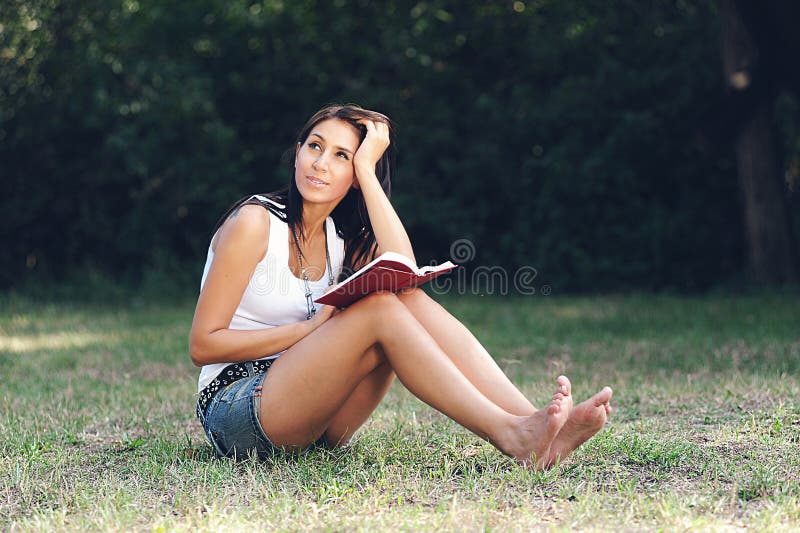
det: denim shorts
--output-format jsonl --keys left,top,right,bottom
{"left": 198, "top": 372, "right": 278, "bottom": 460}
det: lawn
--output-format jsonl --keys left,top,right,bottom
{"left": 1, "top": 291, "right": 798, "bottom": 531}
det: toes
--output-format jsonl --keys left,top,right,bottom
{"left": 546, "top": 390, "right": 575, "bottom": 417}
{"left": 549, "top": 395, "right": 563, "bottom": 412}
{"left": 556, "top": 375, "right": 572, "bottom": 397}
{"left": 593, "top": 386, "right": 613, "bottom": 406}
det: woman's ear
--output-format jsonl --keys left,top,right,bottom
{"left": 351, "top": 177, "right": 361, "bottom": 190}
{"left": 294, "top": 143, "right": 300, "bottom": 166}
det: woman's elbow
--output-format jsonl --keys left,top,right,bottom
{"left": 188, "top": 335, "right": 208, "bottom": 366}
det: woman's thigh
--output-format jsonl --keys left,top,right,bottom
{"left": 257, "top": 293, "right": 397, "bottom": 449}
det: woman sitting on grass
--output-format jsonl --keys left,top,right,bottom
{"left": 189, "top": 104, "right": 612, "bottom": 469}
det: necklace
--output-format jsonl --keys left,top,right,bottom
{"left": 290, "top": 221, "right": 334, "bottom": 320}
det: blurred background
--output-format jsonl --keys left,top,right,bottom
{"left": 1, "top": 0, "right": 798, "bottom": 297}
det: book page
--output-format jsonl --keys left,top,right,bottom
{"left": 338, "top": 252, "right": 417, "bottom": 286}
{"left": 418, "top": 261, "right": 456, "bottom": 275}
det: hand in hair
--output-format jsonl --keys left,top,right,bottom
{"left": 353, "top": 119, "right": 390, "bottom": 177}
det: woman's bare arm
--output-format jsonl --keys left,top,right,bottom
{"left": 188, "top": 205, "right": 332, "bottom": 366}
{"left": 354, "top": 119, "right": 416, "bottom": 263}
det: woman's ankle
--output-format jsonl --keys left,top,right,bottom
{"left": 486, "top": 414, "right": 526, "bottom": 457}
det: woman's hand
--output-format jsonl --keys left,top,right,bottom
{"left": 353, "top": 119, "right": 390, "bottom": 176}
{"left": 349, "top": 116, "right": 415, "bottom": 261}
{"left": 307, "top": 304, "right": 336, "bottom": 333}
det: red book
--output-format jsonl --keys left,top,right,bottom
{"left": 314, "top": 251, "right": 456, "bottom": 308}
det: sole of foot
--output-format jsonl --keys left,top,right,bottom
{"left": 511, "top": 376, "right": 573, "bottom": 470}
{"left": 544, "top": 386, "right": 613, "bottom": 468}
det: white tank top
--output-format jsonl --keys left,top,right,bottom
{"left": 197, "top": 195, "right": 346, "bottom": 391}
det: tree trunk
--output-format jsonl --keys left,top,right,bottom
{"left": 735, "top": 102, "right": 797, "bottom": 283}
{"left": 719, "top": 0, "right": 798, "bottom": 284}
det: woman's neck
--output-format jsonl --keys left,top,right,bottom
{"left": 298, "top": 203, "right": 331, "bottom": 243}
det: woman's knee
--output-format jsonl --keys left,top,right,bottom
{"left": 396, "top": 286, "right": 427, "bottom": 303}
{"left": 363, "top": 289, "right": 401, "bottom": 304}
{"left": 342, "top": 291, "right": 415, "bottom": 339}
{"left": 349, "top": 290, "right": 404, "bottom": 318}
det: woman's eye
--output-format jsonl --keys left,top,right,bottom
{"left": 308, "top": 142, "right": 321, "bottom": 150}
{"left": 337, "top": 152, "right": 349, "bottom": 160}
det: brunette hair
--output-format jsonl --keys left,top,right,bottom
{"left": 212, "top": 104, "right": 395, "bottom": 279}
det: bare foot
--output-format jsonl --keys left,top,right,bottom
{"left": 543, "top": 386, "right": 613, "bottom": 468}
{"left": 502, "top": 376, "right": 572, "bottom": 470}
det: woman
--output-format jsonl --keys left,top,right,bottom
{"left": 189, "top": 104, "right": 612, "bottom": 469}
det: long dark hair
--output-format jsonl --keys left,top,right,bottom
{"left": 212, "top": 104, "right": 395, "bottom": 279}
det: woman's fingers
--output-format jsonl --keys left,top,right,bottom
{"left": 308, "top": 304, "right": 336, "bottom": 332}
{"left": 353, "top": 118, "right": 390, "bottom": 170}
{"left": 358, "top": 118, "right": 376, "bottom": 132}
{"left": 357, "top": 118, "right": 389, "bottom": 143}
{"left": 375, "top": 121, "right": 389, "bottom": 136}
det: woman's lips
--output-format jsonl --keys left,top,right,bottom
{"left": 306, "top": 176, "right": 328, "bottom": 187}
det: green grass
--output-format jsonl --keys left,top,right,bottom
{"left": 1, "top": 291, "right": 799, "bottom": 531}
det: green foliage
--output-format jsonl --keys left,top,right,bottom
{"left": 1, "top": 1, "right": 797, "bottom": 290}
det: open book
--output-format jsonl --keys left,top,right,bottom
{"left": 314, "top": 251, "right": 456, "bottom": 308}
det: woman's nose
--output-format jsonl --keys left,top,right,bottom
{"left": 312, "top": 152, "right": 329, "bottom": 172}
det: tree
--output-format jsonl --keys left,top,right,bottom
{"left": 719, "top": 0, "right": 799, "bottom": 284}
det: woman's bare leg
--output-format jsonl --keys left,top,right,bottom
{"left": 395, "top": 288, "right": 611, "bottom": 465}
{"left": 321, "top": 287, "right": 536, "bottom": 448}
{"left": 395, "top": 288, "right": 537, "bottom": 415}
{"left": 258, "top": 291, "right": 570, "bottom": 468}
{"left": 323, "top": 349, "right": 395, "bottom": 447}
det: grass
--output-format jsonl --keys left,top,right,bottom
{"left": 1, "top": 291, "right": 799, "bottom": 531}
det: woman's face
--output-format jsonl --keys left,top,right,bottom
{"left": 295, "top": 118, "right": 361, "bottom": 207}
